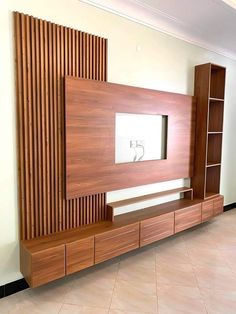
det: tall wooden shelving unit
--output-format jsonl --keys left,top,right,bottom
{"left": 192, "top": 63, "right": 226, "bottom": 199}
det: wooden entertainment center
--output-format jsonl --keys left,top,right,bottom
{"left": 15, "top": 12, "right": 225, "bottom": 288}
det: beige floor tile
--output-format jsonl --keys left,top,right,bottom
{"left": 194, "top": 265, "right": 236, "bottom": 290}
{"left": 156, "top": 246, "right": 191, "bottom": 266}
{"left": 200, "top": 288, "right": 236, "bottom": 314}
{"left": 63, "top": 270, "right": 116, "bottom": 307}
{"left": 22, "top": 277, "right": 72, "bottom": 304}
{"left": 156, "top": 263, "right": 198, "bottom": 287}
{"left": 157, "top": 285, "right": 207, "bottom": 314}
{"left": 59, "top": 304, "right": 109, "bottom": 313}
{"left": 187, "top": 247, "right": 226, "bottom": 268}
{"left": 8, "top": 300, "right": 62, "bottom": 314}
{"left": 118, "top": 250, "right": 156, "bottom": 283}
{"left": 155, "top": 234, "right": 186, "bottom": 251}
{"left": 110, "top": 279, "right": 158, "bottom": 313}
{"left": 0, "top": 291, "right": 27, "bottom": 314}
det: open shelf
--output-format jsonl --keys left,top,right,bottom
{"left": 207, "top": 133, "right": 222, "bottom": 164}
{"left": 210, "top": 64, "right": 226, "bottom": 99}
{"left": 209, "top": 97, "right": 224, "bottom": 102}
{"left": 206, "top": 162, "right": 221, "bottom": 168}
{"left": 205, "top": 165, "right": 221, "bottom": 196}
{"left": 108, "top": 186, "right": 193, "bottom": 209}
{"left": 208, "top": 99, "right": 224, "bottom": 132}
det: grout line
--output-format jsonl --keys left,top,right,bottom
{"left": 107, "top": 259, "right": 120, "bottom": 313}
{"left": 155, "top": 247, "right": 159, "bottom": 314}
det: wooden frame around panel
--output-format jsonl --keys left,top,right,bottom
{"left": 65, "top": 77, "right": 196, "bottom": 198}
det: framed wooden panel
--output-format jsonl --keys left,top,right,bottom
{"left": 213, "top": 196, "right": 224, "bottom": 216}
{"left": 66, "top": 237, "right": 94, "bottom": 274}
{"left": 140, "top": 212, "right": 174, "bottom": 247}
{"left": 95, "top": 223, "right": 139, "bottom": 263}
{"left": 175, "top": 204, "right": 201, "bottom": 233}
{"left": 202, "top": 200, "right": 214, "bottom": 222}
{"left": 65, "top": 77, "right": 196, "bottom": 198}
{"left": 31, "top": 245, "right": 65, "bottom": 287}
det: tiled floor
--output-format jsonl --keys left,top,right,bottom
{"left": 1, "top": 208, "right": 236, "bottom": 314}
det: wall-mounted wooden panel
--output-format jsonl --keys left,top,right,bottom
{"left": 14, "top": 12, "right": 108, "bottom": 240}
{"left": 65, "top": 78, "right": 196, "bottom": 198}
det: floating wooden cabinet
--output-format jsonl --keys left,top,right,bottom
{"left": 175, "top": 204, "right": 202, "bottom": 233}
{"left": 21, "top": 245, "right": 65, "bottom": 288}
{"left": 95, "top": 223, "right": 139, "bottom": 264}
{"left": 140, "top": 212, "right": 174, "bottom": 247}
{"left": 213, "top": 196, "right": 224, "bottom": 216}
{"left": 202, "top": 200, "right": 214, "bottom": 222}
{"left": 66, "top": 237, "right": 94, "bottom": 275}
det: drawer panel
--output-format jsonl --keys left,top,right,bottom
{"left": 175, "top": 204, "right": 202, "bottom": 233}
{"left": 202, "top": 200, "right": 214, "bottom": 222}
{"left": 31, "top": 245, "right": 65, "bottom": 287}
{"left": 140, "top": 212, "right": 174, "bottom": 247}
{"left": 95, "top": 223, "right": 139, "bottom": 264}
{"left": 66, "top": 236, "right": 94, "bottom": 275}
{"left": 213, "top": 196, "right": 224, "bottom": 216}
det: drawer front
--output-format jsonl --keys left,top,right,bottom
{"left": 95, "top": 223, "right": 139, "bottom": 264}
{"left": 140, "top": 212, "right": 174, "bottom": 247}
{"left": 202, "top": 200, "right": 214, "bottom": 222}
{"left": 31, "top": 245, "right": 65, "bottom": 287}
{"left": 214, "top": 196, "right": 224, "bottom": 216}
{"left": 66, "top": 237, "right": 94, "bottom": 275}
{"left": 175, "top": 204, "right": 202, "bottom": 233}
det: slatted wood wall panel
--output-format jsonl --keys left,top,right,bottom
{"left": 14, "top": 12, "right": 108, "bottom": 240}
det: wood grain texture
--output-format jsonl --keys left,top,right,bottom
{"left": 108, "top": 187, "right": 193, "bottom": 209}
{"left": 192, "top": 64, "right": 211, "bottom": 199}
{"left": 95, "top": 223, "right": 140, "bottom": 264}
{"left": 65, "top": 77, "right": 196, "bottom": 198}
{"left": 202, "top": 200, "right": 214, "bottom": 222}
{"left": 140, "top": 212, "right": 174, "bottom": 247}
{"left": 66, "top": 236, "right": 94, "bottom": 275}
{"left": 213, "top": 195, "right": 224, "bottom": 216}
{"left": 31, "top": 245, "right": 65, "bottom": 287}
{"left": 175, "top": 204, "right": 202, "bottom": 233}
{"left": 14, "top": 12, "right": 108, "bottom": 240}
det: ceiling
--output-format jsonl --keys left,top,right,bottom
{"left": 80, "top": 0, "right": 236, "bottom": 60}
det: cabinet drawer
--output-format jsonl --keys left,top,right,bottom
{"left": 140, "top": 212, "right": 174, "bottom": 247}
{"left": 95, "top": 223, "right": 139, "bottom": 263}
{"left": 31, "top": 245, "right": 65, "bottom": 287}
{"left": 66, "top": 237, "right": 94, "bottom": 275}
{"left": 213, "top": 196, "right": 224, "bottom": 216}
{"left": 202, "top": 200, "right": 214, "bottom": 222}
{"left": 175, "top": 204, "right": 201, "bottom": 233}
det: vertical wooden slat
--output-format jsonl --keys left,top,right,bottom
{"left": 15, "top": 13, "right": 26, "bottom": 239}
{"left": 30, "top": 16, "right": 38, "bottom": 237}
{"left": 15, "top": 12, "right": 108, "bottom": 240}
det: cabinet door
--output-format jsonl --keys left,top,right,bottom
{"left": 66, "top": 237, "right": 94, "bottom": 275}
{"left": 202, "top": 200, "right": 214, "bottom": 222}
{"left": 95, "top": 223, "right": 139, "bottom": 264}
{"left": 31, "top": 245, "right": 65, "bottom": 287}
{"left": 213, "top": 195, "right": 224, "bottom": 216}
{"left": 140, "top": 212, "right": 174, "bottom": 247}
{"left": 175, "top": 204, "right": 201, "bottom": 233}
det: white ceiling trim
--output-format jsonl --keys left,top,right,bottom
{"left": 80, "top": 0, "right": 236, "bottom": 61}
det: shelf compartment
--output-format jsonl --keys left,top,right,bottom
{"left": 205, "top": 165, "right": 221, "bottom": 196}
{"left": 206, "top": 162, "right": 221, "bottom": 168}
{"left": 207, "top": 133, "right": 222, "bottom": 164}
{"left": 208, "top": 100, "right": 224, "bottom": 132}
{"left": 210, "top": 64, "right": 226, "bottom": 100}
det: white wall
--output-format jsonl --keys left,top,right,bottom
{"left": 0, "top": 0, "right": 236, "bottom": 285}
